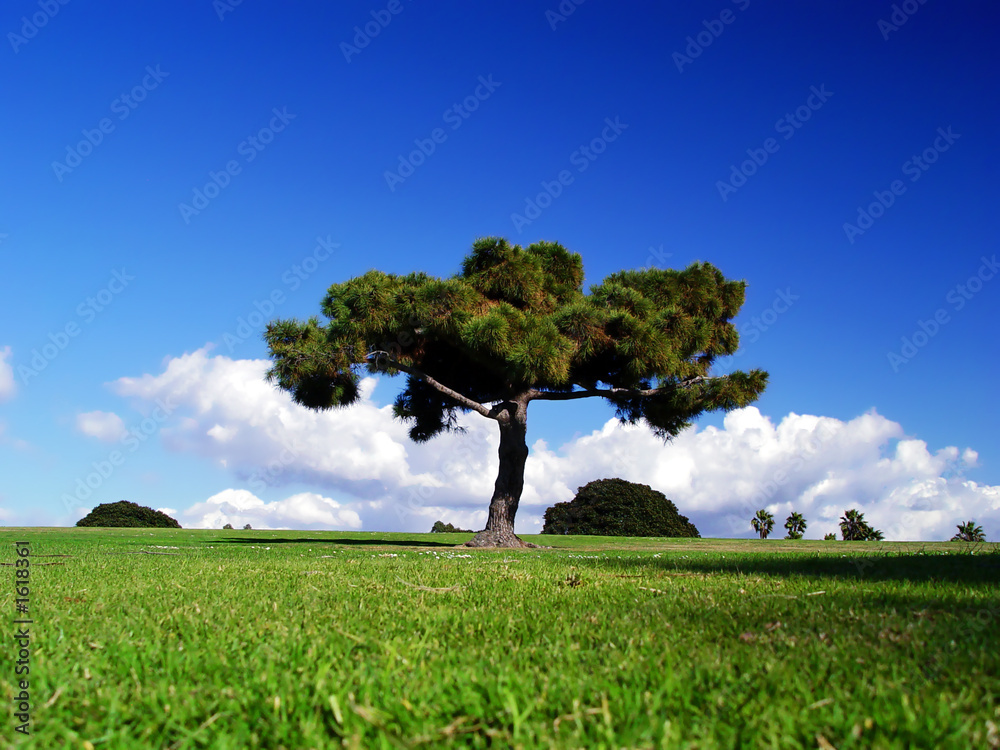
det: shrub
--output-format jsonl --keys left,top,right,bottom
{"left": 243, "top": 524, "right": 253, "bottom": 530}
{"left": 430, "top": 521, "right": 472, "bottom": 533}
{"left": 542, "top": 478, "right": 700, "bottom": 537}
{"left": 76, "top": 501, "right": 181, "bottom": 528}
{"left": 824, "top": 533, "right": 837, "bottom": 541}
{"left": 223, "top": 523, "right": 234, "bottom": 530}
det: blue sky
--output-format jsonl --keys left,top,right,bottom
{"left": 1, "top": 1, "right": 997, "bottom": 539}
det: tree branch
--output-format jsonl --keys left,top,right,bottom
{"left": 367, "top": 350, "right": 495, "bottom": 419}
{"left": 526, "top": 376, "right": 715, "bottom": 402}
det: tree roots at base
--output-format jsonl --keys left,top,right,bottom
{"left": 464, "top": 530, "right": 543, "bottom": 548}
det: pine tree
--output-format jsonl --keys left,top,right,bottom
{"left": 265, "top": 237, "right": 767, "bottom": 547}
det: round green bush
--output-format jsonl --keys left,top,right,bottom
{"left": 76, "top": 501, "right": 181, "bottom": 528}
{"left": 542, "top": 478, "right": 700, "bottom": 537}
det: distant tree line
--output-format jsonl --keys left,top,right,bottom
{"left": 752, "top": 508, "right": 882, "bottom": 541}
{"left": 431, "top": 521, "right": 472, "bottom": 533}
{"left": 750, "top": 508, "right": 989, "bottom": 542}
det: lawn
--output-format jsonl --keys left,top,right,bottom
{"left": 1, "top": 528, "right": 998, "bottom": 749}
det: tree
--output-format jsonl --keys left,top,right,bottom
{"left": 431, "top": 520, "right": 472, "bottom": 533}
{"left": 264, "top": 237, "right": 767, "bottom": 547}
{"left": 751, "top": 509, "right": 775, "bottom": 539}
{"left": 542, "top": 478, "right": 700, "bottom": 537}
{"left": 824, "top": 533, "right": 837, "bottom": 541}
{"left": 76, "top": 501, "right": 181, "bottom": 528}
{"left": 951, "top": 521, "right": 986, "bottom": 542}
{"left": 784, "top": 511, "right": 807, "bottom": 539}
{"left": 839, "top": 509, "right": 883, "bottom": 541}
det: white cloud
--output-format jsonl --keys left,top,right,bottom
{"left": 207, "top": 424, "right": 237, "bottom": 443}
{"left": 181, "top": 489, "right": 363, "bottom": 530}
{"left": 76, "top": 410, "right": 128, "bottom": 442}
{"left": 523, "top": 408, "right": 998, "bottom": 541}
{"left": 113, "top": 347, "right": 1000, "bottom": 541}
{"left": 111, "top": 347, "right": 498, "bottom": 532}
{"left": 0, "top": 346, "right": 16, "bottom": 402}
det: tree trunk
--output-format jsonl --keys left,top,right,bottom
{"left": 465, "top": 401, "right": 539, "bottom": 548}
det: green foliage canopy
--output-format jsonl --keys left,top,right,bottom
{"left": 264, "top": 237, "right": 768, "bottom": 444}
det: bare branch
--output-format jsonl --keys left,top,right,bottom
{"left": 367, "top": 350, "right": 495, "bottom": 419}
{"left": 526, "top": 376, "right": 715, "bottom": 402}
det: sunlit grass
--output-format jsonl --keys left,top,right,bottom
{"left": 1, "top": 528, "right": 997, "bottom": 748}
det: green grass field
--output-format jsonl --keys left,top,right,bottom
{"left": 1, "top": 529, "right": 998, "bottom": 749}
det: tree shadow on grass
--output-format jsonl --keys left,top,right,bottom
{"left": 581, "top": 547, "right": 1000, "bottom": 586}
{"left": 209, "top": 537, "right": 460, "bottom": 549}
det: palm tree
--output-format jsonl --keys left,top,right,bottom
{"left": 751, "top": 509, "right": 775, "bottom": 539}
{"left": 839, "top": 508, "right": 883, "bottom": 541}
{"left": 951, "top": 521, "right": 986, "bottom": 542}
{"left": 784, "top": 512, "right": 807, "bottom": 540}
{"left": 839, "top": 509, "right": 865, "bottom": 540}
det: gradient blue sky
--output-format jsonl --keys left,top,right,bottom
{"left": 1, "top": 1, "right": 997, "bottom": 537}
